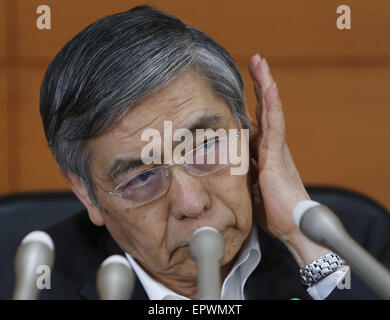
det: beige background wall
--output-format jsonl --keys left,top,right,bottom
{"left": 1, "top": 0, "right": 389, "bottom": 210}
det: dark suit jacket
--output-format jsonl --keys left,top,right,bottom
{"left": 0, "top": 208, "right": 389, "bottom": 300}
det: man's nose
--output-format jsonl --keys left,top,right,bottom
{"left": 169, "top": 167, "right": 211, "bottom": 220}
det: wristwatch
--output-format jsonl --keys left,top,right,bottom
{"left": 299, "top": 251, "right": 346, "bottom": 288}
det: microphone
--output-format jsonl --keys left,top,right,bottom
{"left": 13, "top": 231, "right": 55, "bottom": 300}
{"left": 96, "top": 255, "right": 135, "bottom": 300}
{"left": 294, "top": 200, "right": 390, "bottom": 300}
{"left": 189, "top": 226, "right": 225, "bottom": 300}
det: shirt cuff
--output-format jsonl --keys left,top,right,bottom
{"left": 306, "top": 266, "right": 350, "bottom": 300}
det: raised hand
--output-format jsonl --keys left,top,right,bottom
{"left": 248, "top": 54, "right": 328, "bottom": 267}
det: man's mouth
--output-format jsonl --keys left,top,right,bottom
{"left": 173, "top": 226, "right": 227, "bottom": 252}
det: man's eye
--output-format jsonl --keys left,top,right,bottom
{"left": 204, "top": 138, "right": 218, "bottom": 150}
{"left": 138, "top": 171, "right": 152, "bottom": 182}
{"left": 197, "top": 138, "right": 214, "bottom": 148}
{"left": 121, "top": 170, "right": 155, "bottom": 190}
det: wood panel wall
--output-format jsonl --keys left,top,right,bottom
{"left": 1, "top": 0, "right": 389, "bottom": 210}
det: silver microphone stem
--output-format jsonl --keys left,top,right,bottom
{"left": 190, "top": 227, "right": 225, "bottom": 300}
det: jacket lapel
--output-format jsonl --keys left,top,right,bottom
{"left": 77, "top": 227, "right": 148, "bottom": 300}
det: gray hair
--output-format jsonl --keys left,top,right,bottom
{"left": 40, "top": 5, "right": 248, "bottom": 206}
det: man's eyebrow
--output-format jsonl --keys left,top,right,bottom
{"left": 172, "top": 113, "right": 224, "bottom": 149}
{"left": 107, "top": 113, "right": 223, "bottom": 181}
{"left": 108, "top": 158, "right": 145, "bottom": 181}
{"left": 186, "top": 113, "right": 223, "bottom": 133}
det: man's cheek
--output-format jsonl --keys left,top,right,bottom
{"left": 231, "top": 177, "right": 253, "bottom": 228}
{"left": 226, "top": 174, "right": 251, "bottom": 202}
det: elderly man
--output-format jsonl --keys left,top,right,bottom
{"left": 1, "top": 5, "right": 388, "bottom": 300}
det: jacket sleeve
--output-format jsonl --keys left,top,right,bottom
{"left": 0, "top": 256, "right": 14, "bottom": 300}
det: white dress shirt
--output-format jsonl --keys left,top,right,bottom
{"left": 125, "top": 226, "right": 347, "bottom": 300}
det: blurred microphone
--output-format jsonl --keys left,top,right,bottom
{"left": 190, "top": 226, "right": 225, "bottom": 300}
{"left": 13, "top": 231, "right": 55, "bottom": 300}
{"left": 294, "top": 200, "right": 390, "bottom": 300}
{"left": 96, "top": 255, "right": 135, "bottom": 300}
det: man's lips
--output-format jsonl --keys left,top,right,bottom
{"left": 172, "top": 226, "right": 227, "bottom": 252}
{"left": 174, "top": 242, "right": 189, "bottom": 250}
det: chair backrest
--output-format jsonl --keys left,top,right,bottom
{"left": 0, "top": 192, "right": 84, "bottom": 254}
{"left": 305, "top": 185, "right": 389, "bottom": 240}
{"left": 307, "top": 185, "right": 389, "bottom": 218}
{"left": 0, "top": 186, "right": 388, "bottom": 254}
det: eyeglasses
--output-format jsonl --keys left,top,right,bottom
{"left": 104, "top": 134, "right": 239, "bottom": 208}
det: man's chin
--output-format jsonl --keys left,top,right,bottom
{"left": 175, "top": 237, "right": 243, "bottom": 273}
{"left": 160, "top": 227, "right": 249, "bottom": 279}
{"left": 163, "top": 255, "right": 198, "bottom": 278}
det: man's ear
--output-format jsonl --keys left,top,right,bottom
{"left": 61, "top": 172, "right": 105, "bottom": 226}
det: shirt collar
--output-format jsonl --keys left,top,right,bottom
{"left": 125, "top": 252, "right": 188, "bottom": 300}
{"left": 125, "top": 225, "right": 261, "bottom": 300}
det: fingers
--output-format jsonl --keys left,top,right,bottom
{"left": 249, "top": 54, "right": 275, "bottom": 101}
{"left": 259, "top": 58, "right": 275, "bottom": 96}
{"left": 249, "top": 53, "right": 287, "bottom": 165}
{"left": 249, "top": 55, "right": 263, "bottom": 124}
{"left": 249, "top": 55, "right": 266, "bottom": 143}
{"left": 249, "top": 55, "right": 277, "bottom": 138}
{"left": 249, "top": 54, "right": 262, "bottom": 101}
{"left": 249, "top": 54, "right": 261, "bottom": 80}
{"left": 263, "top": 82, "right": 285, "bottom": 150}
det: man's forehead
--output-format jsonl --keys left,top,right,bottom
{"left": 129, "top": 70, "right": 201, "bottom": 121}
{"left": 104, "top": 70, "right": 231, "bottom": 140}
{"left": 89, "top": 69, "right": 234, "bottom": 161}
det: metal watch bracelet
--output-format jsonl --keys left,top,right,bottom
{"left": 299, "top": 251, "right": 347, "bottom": 288}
